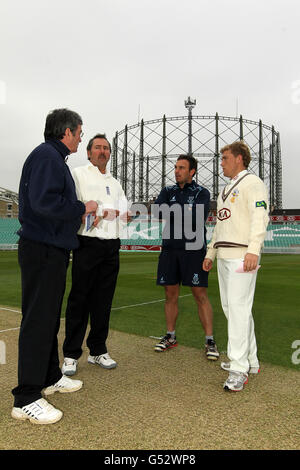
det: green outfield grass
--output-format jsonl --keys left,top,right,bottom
{"left": 0, "top": 251, "right": 299, "bottom": 370}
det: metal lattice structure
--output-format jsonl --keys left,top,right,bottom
{"left": 111, "top": 97, "right": 282, "bottom": 208}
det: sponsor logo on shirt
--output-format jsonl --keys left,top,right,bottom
{"left": 255, "top": 200, "right": 267, "bottom": 210}
{"left": 217, "top": 208, "right": 231, "bottom": 221}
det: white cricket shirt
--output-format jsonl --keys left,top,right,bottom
{"left": 71, "top": 163, "right": 129, "bottom": 240}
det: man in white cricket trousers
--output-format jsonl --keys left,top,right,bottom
{"left": 203, "top": 141, "right": 269, "bottom": 392}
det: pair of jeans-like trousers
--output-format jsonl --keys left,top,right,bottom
{"left": 63, "top": 236, "right": 120, "bottom": 360}
{"left": 12, "top": 238, "right": 69, "bottom": 407}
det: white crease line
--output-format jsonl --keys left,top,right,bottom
{"left": 111, "top": 294, "right": 192, "bottom": 310}
{"left": 0, "top": 307, "right": 22, "bottom": 333}
{"left": 0, "top": 294, "right": 193, "bottom": 333}
{"left": 0, "top": 307, "right": 21, "bottom": 314}
{"left": 0, "top": 327, "right": 20, "bottom": 333}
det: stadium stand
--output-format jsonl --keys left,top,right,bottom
{"left": 263, "top": 224, "right": 300, "bottom": 253}
{"left": 0, "top": 218, "right": 19, "bottom": 249}
{"left": 1, "top": 216, "right": 300, "bottom": 254}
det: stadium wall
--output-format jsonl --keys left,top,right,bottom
{"left": 1, "top": 215, "right": 300, "bottom": 254}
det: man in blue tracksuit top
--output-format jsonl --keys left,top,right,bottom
{"left": 153, "top": 154, "right": 219, "bottom": 360}
{"left": 11, "top": 109, "right": 98, "bottom": 425}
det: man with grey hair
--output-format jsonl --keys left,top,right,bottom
{"left": 11, "top": 109, "right": 98, "bottom": 425}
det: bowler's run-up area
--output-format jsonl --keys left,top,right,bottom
{"left": 0, "top": 250, "right": 299, "bottom": 450}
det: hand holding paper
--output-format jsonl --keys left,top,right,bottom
{"left": 235, "top": 262, "right": 261, "bottom": 274}
{"left": 236, "top": 252, "right": 260, "bottom": 273}
{"left": 82, "top": 200, "right": 98, "bottom": 226}
{"left": 85, "top": 213, "right": 95, "bottom": 231}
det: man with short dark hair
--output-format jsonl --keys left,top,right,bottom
{"left": 11, "top": 109, "right": 98, "bottom": 424}
{"left": 153, "top": 155, "right": 219, "bottom": 360}
{"left": 203, "top": 141, "right": 269, "bottom": 392}
{"left": 61, "top": 134, "right": 129, "bottom": 376}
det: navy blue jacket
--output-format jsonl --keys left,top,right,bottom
{"left": 18, "top": 139, "right": 85, "bottom": 250}
{"left": 154, "top": 181, "right": 210, "bottom": 251}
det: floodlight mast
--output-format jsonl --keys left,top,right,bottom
{"left": 185, "top": 97, "right": 196, "bottom": 155}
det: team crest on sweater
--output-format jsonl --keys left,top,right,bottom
{"left": 230, "top": 189, "right": 239, "bottom": 203}
{"left": 218, "top": 208, "right": 231, "bottom": 221}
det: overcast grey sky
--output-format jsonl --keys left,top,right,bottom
{"left": 0, "top": 0, "right": 299, "bottom": 208}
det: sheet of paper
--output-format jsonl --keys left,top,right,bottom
{"left": 235, "top": 263, "right": 261, "bottom": 274}
{"left": 85, "top": 213, "right": 95, "bottom": 231}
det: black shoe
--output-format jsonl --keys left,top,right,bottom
{"left": 154, "top": 334, "right": 178, "bottom": 352}
{"left": 205, "top": 339, "right": 219, "bottom": 360}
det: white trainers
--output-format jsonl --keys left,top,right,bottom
{"left": 223, "top": 371, "right": 248, "bottom": 392}
{"left": 11, "top": 398, "right": 63, "bottom": 425}
{"left": 43, "top": 375, "right": 83, "bottom": 396}
{"left": 62, "top": 357, "right": 78, "bottom": 376}
{"left": 221, "top": 361, "right": 260, "bottom": 374}
{"left": 88, "top": 353, "right": 117, "bottom": 369}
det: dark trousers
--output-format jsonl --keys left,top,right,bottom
{"left": 63, "top": 236, "right": 120, "bottom": 360}
{"left": 12, "top": 238, "right": 69, "bottom": 407}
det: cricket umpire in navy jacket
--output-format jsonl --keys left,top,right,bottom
{"left": 11, "top": 109, "right": 97, "bottom": 424}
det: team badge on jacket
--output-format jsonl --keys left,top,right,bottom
{"left": 217, "top": 208, "right": 231, "bottom": 221}
{"left": 230, "top": 189, "right": 239, "bottom": 203}
{"left": 255, "top": 200, "right": 267, "bottom": 210}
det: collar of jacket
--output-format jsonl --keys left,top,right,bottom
{"left": 45, "top": 139, "right": 70, "bottom": 161}
{"left": 230, "top": 169, "right": 248, "bottom": 182}
{"left": 87, "top": 162, "right": 112, "bottom": 178}
{"left": 176, "top": 180, "right": 196, "bottom": 190}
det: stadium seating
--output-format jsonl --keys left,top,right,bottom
{"left": 1, "top": 219, "right": 300, "bottom": 253}
{"left": 0, "top": 218, "right": 20, "bottom": 248}
{"left": 262, "top": 224, "right": 300, "bottom": 253}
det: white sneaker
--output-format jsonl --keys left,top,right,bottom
{"left": 11, "top": 398, "right": 63, "bottom": 425}
{"left": 43, "top": 375, "right": 83, "bottom": 396}
{"left": 223, "top": 371, "right": 248, "bottom": 392}
{"left": 88, "top": 353, "right": 117, "bottom": 369}
{"left": 62, "top": 357, "right": 78, "bottom": 376}
{"left": 221, "top": 361, "right": 260, "bottom": 374}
